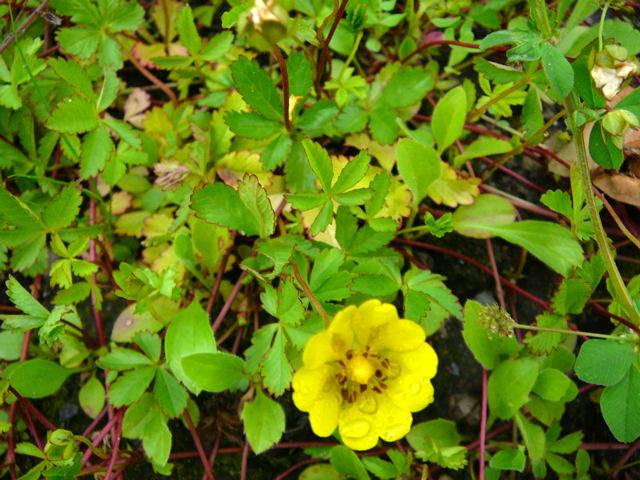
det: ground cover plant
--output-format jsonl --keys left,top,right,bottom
{"left": 1, "top": 0, "right": 640, "bottom": 478}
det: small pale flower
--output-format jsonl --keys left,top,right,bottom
{"left": 292, "top": 300, "right": 438, "bottom": 450}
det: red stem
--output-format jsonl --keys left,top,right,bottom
{"left": 184, "top": 410, "right": 215, "bottom": 480}
{"left": 274, "top": 458, "right": 322, "bottom": 480}
{"left": 212, "top": 271, "right": 248, "bottom": 332}
{"left": 240, "top": 442, "right": 250, "bottom": 480}
{"left": 104, "top": 409, "right": 124, "bottom": 480}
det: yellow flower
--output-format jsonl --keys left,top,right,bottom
{"left": 292, "top": 299, "right": 438, "bottom": 450}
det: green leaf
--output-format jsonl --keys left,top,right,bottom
{"left": 288, "top": 52, "right": 313, "bottom": 97}
{"left": 575, "top": 339, "right": 633, "bottom": 386}
{"left": 262, "top": 328, "right": 292, "bottom": 396}
{"left": 552, "top": 278, "right": 591, "bottom": 315}
{"left": 79, "top": 375, "right": 106, "bottom": 418}
{"left": 134, "top": 331, "right": 161, "bottom": 363}
{"left": 488, "top": 358, "right": 539, "bottom": 419}
{"left": 331, "top": 446, "right": 370, "bottom": 480}
{"left": 56, "top": 27, "right": 100, "bottom": 60}
{"left": 452, "top": 193, "right": 516, "bottom": 238}
{"left": 541, "top": 42, "right": 574, "bottom": 98}
{"left": 80, "top": 126, "right": 113, "bottom": 178}
{"left": 121, "top": 393, "right": 172, "bottom": 465}
{"left": 176, "top": 5, "right": 201, "bottom": 55}
{"left": 46, "top": 96, "right": 99, "bottom": 134}
{"left": 143, "top": 409, "right": 172, "bottom": 466}
{"left": 432, "top": 86, "right": 467, "bottom": 152}
{"left": 533, "top": 368, "right": 571, "bottom": 402}
{"left": 98, "top": 346, "right": 153, "bottom": 370}
{"left": 237, "top": 175, "right": 276, "bottom": 238}
{"left": 490, "top": 448, "right": 525, "bottom": 471}
{"left": 332, "top": 151, "right": 370, "bottom": 193}
{"left": 601, "top": 364, "right": 640, "bottom": 442}
{"left": 406, "top": 419, "right": 467, "bottom": 470}
{"left": 589, "top": 121, "right": 623, "bottom": 170}
{"left": 369, "top": 108, "right": 397, "bottom": 144}
{"left": 310, "top": 200, "right": 335, "bottom": 236}
{"left": 191, "top": 182, "right": 260, "bottom": 236}
{"left": 515, "top": 412, "right": 546, "bottom": 462}
{"left": 165, "top": 300, "right": 216, "bottom": 393}
{"left": 453, "top": 136, "right": 513, "bottom": 167}
{"left": 6, "top": 359, "right": 73, "bottom": 398}
{"left": 286, "top": 193, "right": 326, "bottom": 211}
{"left": 231, "top": 57, "right": 283, "bottom": 122}
{"left": 241, "top": 389, "right": 285, "bottom": 454}
{"left": 226, "top": 112, "right": 282, "bottom": 139}
{"left": 459, "top": 220, "right": 582, "bottom": 276}
{"left": 181, "top": 352, "right": 247, "bottom": 392}
{"left": 301, "top": 139, "right": 333, "bottom": 192}
{"left": 6, "top": 276, "right": 49, "bottom": 318}
{"left": 361, "top": 457, "right": 397, "bottom": 479}
{"left": 297, "top": 101, "right": 339, "bottom": 132}
{"left": 42, "top": 183, "right": 82, "bottom": 230}
{"left": 376, "top": 66, "right": 432, "bottom": 109}
{"left": 109, "top": 366, "right": 156, "bottom": 407}
{"left": 153, "top": 368, "right": 188, "bottom": 417}
{"left": 461, "top": 300, "right": 520, "bottom": 369}
{"left": 262, "top": 132, "right": 292, "bottom": 170}
{"left": 200, "top": 31, "right": 234, "bottom": 61}
{"left": 396, "top": 138, "right": 441, "bottom": 207}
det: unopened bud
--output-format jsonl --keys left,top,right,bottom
{"left": 602, "top": 109, "right": 639, "bottom": 137}
{"left": 591, "top": 45, "right": 638, "bottom": 100}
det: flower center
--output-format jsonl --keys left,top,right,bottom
{"left": 336, "top": 349, "right": 394, "bottom": 404}
{"left": 346, "top": 355, "right": 375, "bottom": 384}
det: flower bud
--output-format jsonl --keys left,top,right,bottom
{"left": 591, "top": 45, "right": 638, "bottom": 100}
{"left": 602, "top": 109, "right": 639, "bottom": 137}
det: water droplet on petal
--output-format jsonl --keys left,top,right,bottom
{"left": 409, "top": 382, "right": 421, "bottom": 395}
{"left": 358, "top": 393, "right": 378, "bottom": 414}
{"left": 342, "top": 419, "right": 371, "bottom": 438}
{"left": 383, "top": 423, "right": 406, "bottom": 440}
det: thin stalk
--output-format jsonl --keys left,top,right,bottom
{"left": 272, "top": 45, "right": 291, "bottom": 131}
{"left": 315, "top": 0, "right": 349, "bottom": 95}
{"left": 479, "top": 369, "right": 488, "bottom": 480}
{"left": 514, "top": 322, "right": 635, "bottom": 341}
{"left": 337, "top": 31, "right": 363, "bottom": 80}
{"left": 598, "top": 2, "right": 609, "bottom": 52}
{"left": 291, "top": 262, "right": 329, "bottom": 326}
{"left": 529, "top": 0, "right": 553, "bottom": 38}
{"left": 467, "top": 77, "right": 530, "bottom": 121}
{"left": 594, "top": 189, "right": 640, "bottom": 251}
{"left": 565, "top": 93, "right": 640, "bottom": 326}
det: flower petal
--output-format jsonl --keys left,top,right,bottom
{"left": 376, "top": 319, "right": 426, "bottom": 352}
{"left": 338, "top": 401, "right": 380, "bottom": 451}
{"left": 302, "top": 330, "right": 338, "bottom": 369}
{"left": 327, "top": 306, "right": 355, "bottom": 355}
{"left": 387, "top": 371, "right": 435, "bottom": 412}
{"left": 308, "top": 389, "right": 340, "bottom": 437}
{"left": 374, "top": 393, "right": 413, "bottom": 442}
{"left": 392, "top": 343, "right": 438, "bottom": 378}
{"left": 352, "top": 300, "right": 399, "bottom": 347}
{"left": 292, "top": 364, "right": 335, "bottom": 411}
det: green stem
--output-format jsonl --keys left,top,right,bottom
{"left": 337, "top": 31, "right": 363, "bottom": 80}
{"left": 467, "top": 77, "right": 530, "bottom": 121}
{"left": 291, "top": 262, "right": 329, "bottom": 327}
{"left": 528, "top": 0, "right": 553, "bottom": 39}
{"left": 514, "top": 323, "right": 635, "bottom": 342}
{"left": 598, "top": 2, "right": 609, "bottom": 52}
{"left": 565, "top": 93, "right": 640, "bottom": 325}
